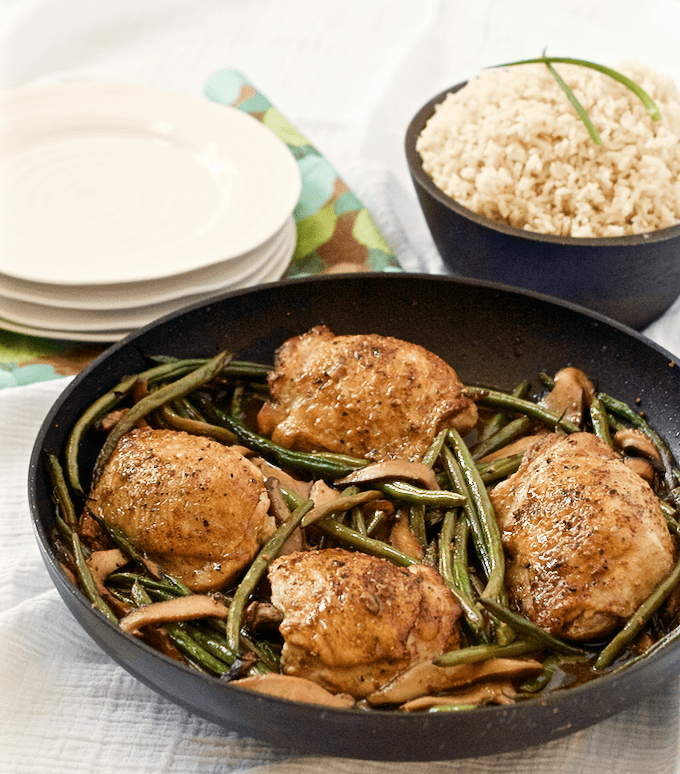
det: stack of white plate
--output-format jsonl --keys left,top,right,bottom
{"left": 0, "top": 81, "right": 302, "bottom": 341}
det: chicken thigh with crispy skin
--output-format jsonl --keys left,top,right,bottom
{"left": 489, "top": 432, "right": 675, "bottom": 641}
{"left": 88, "top": 428, "right": 274, "bottom": 593}
{"left": 268, "top": 548, "right": 462, "bottom": 699}
{"left": 257, "top": 326, "right": 477, "bottom": 463}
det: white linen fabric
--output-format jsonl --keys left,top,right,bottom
{"left": 1, "top": 1, "right": 679, "bottom": 771}
{"left": 1, "top": 379, "right": 678, "bottom": 774}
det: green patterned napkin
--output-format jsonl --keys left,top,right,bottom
{"left": 204, "top": 70, "right": 401, "bottom": 276}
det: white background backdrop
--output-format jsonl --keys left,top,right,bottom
{"left": 1, "top": 2, "right": 679, "bottom": 772}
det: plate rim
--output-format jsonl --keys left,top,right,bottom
{"left": 0, "top": 217, "right": 296, "bottom": 310}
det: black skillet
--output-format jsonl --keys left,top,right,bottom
{"left": 29, "top": 273, "right": 680, "bottom": 761}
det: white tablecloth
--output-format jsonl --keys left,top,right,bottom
{"left": 1, "top": 2, "right": 679, "bottom": 772}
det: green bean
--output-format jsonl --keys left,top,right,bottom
{"left": 109, "top": 573, "right": 171, "bottom": 595}
{"left": 606, "top": 620, "right": 680, "bottom": 677}
{"left": 47, "top": 454, "right": 78, "bottom": 530}
{"left": 451, "top": 512, "right": 475, "bottom": 603}
{"left": 365, "top": 510, "right": 388, "bottom": 536}
{"left": 423, "top": 429, "right": 448, "bottom": 467}
{"left": 146, "top": 354, "right": 271, "bottom": 380}
{"left": 438, "top": 510, "right": 487, "bottom": 639}
{"left": 226, "top": 498, "right": 314, "bottom": 652}
{"left": 130, "top": 578, "right": 152, "bottom": 605}
{"left": 598, "top": 392, "right": 679, "bottom": 494}
{"left": 466, "top": 386, "right": 581, "bottom": 434}
{"left": 595, "top": 552, "right": 680, "bottom": 670}
{"left": 539, "top": 372, "right": 555, "bottom": 390}
{"left": 314, "top": 516, "right": 418, "bottom": 567}
{"left": 519, "top": 654, "right": 559, "bottom": 693}
{"left": 72, "top": 531, "right": 118, "bottom": 622}
{"left": 280, "top": 485, "right": 307, "bottom": 511}
{"left": 376, "top": 480, "right": 466, "bottom": 508}
{"left": 129, "top": 577, "right": 233, "bottom": 675}
{"left": 194, "top": 397, "right": 368, "bottom": 480}
{"left": 106, "top": 585, "right": 135, "bottom": 607}
{"left": 169, "top": 397, "right": 192, "bottom": 419}
{"left": 350, "top": 506, "right": 367, "bottom": 535}
{"left": 108, "top": 571, "right": 196, "bottom": 604}
{"left": 479, "top": 599, "right": 583, "bottom": 656}
{"left": 589, "top": 394, "right": 614, "bottom": 447}
{"left": 92, "top": 352, "right": 229, "bottom": 483}
{"left": 660, "top": 501, "right": 679, "bottom": 534}
{"left": 282, "top": 479, "right": 408, "bottom": 561}
{"left": 427, "top": 704, "right": 477, "bottom": 713}
{"left": 307, "top": 450, "right": 373, "bottom": 467}
{"left": 471, "top": 416, "right": 533, "bottom": 461}
{"left": 161, "top": 572, "right": 193, "bottom": 597}
{"left": 447, "top": 430, "right": 505, "bottom": 605}
{"left": 65, "top": 358, "right": 213, "bottom": 494}
{"left": 477, "top": 452, "right": 524, "bottom": 484}
{"left": 218, "top": 360, "right": 271, "bottom": 380}
{"left": 165, "top": 623, "right": 233, "bottom": 675}
{"left": 238, "top": 631, "right": 279, "bottom": 673}
{"left": 158, "top": 402, "right": 238, "bottom": 444}
{"left": 435, "top": 639, "right": 542, "bottom": 667}
{"left": 437, "top": 510, "right": 457, "bottom": 581}
{"left": 85, "top": 505, "right": 146, "bottom": 567}
{"left": 409, "top": 503, "right": 428, "bottom": 548}
{"left": 440, "top": 445, "right": 492, "bottom": 578}
{"left": 475, "top": 380, "right": 530, "bottom": 445}
{"left": 46, "top": 455, "right": 118, "bottom": 621}
{"left": 54, "top": 512, "right": 74, "bottom": 546}
{"left": 185, "top": 624, "right": 238, "bottom": 667}
{"left": 605, "top": 413, "right": 628, "bottom": 434}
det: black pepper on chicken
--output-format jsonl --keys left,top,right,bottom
{"left": 87, "top": 427, "right": 274, "bottom": 593}
{"left": 257, "top": 325, "right": 477, "bottom": 463}
{"left": 489, "top": 432, "right": 675, "bottom": 641}
{"left": 268, "top": 548, "right": 462, "bottom": 698}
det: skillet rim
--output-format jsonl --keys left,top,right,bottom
{"left": 28, "top": 272, "right": 680, "bottom": 761}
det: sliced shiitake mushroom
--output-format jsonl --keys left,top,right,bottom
{"left": 233, "top": 673, "right": 355, "bottom": 708}
{"left": 542, "top": 367, "right": 595, "bottom": 427}
{"left": 119, "top": 595, "right": 229, "bottom": 636}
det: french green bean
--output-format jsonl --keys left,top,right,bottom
{"left": 92, "top": 352, "right": 229, "bottom": 484}
{"left": 466, "top": 386, "right": 581, "bottom": 434}
{"left": 596, "top": 552, "right": 680, "bottom": 670}
{"left": 226, "top": 498, "right": 314, "bottom": 652}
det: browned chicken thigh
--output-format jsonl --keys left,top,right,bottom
{"left": 489, "top": 432, "right": 675, "bottom": 641}
{"left": 268, "top": 548, "right": 462, "bottom": 698}
{"left": 257, "top": 325, "right": 477, "bottom": 463}
{"left": 88, "top": 428, "right": 274, "bottom": 592}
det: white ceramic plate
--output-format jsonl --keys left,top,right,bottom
{"left": 0, "top": 81, "right": 301, "bottom": 285}
{"left": 0, "top": 217, "right": 296, "bottom": 335}
{"left": 0, "top": 316, "right": 134, "bottom": 342}
{"left": 0, "top": 217, "right": 296, "bottom": 310}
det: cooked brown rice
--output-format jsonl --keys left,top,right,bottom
{"left": 416, "top": 61, "right": 680, "bottom": 237}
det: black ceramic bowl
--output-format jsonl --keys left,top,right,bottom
{"left": 29, "top": 274, "right": 680, "bottom": 761}
{"left": 405, "top": 82, "right": 680, "bottom": 330}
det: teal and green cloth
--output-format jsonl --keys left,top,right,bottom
{"left": 0, "top": 71, "right": 400, "bottom": 387}
{"left": 204, "top": 69, "right": 401, "bottom": 277}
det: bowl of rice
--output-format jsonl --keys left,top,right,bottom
{"left": 405, "top": 60, "right": 680, "bottom": 329}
